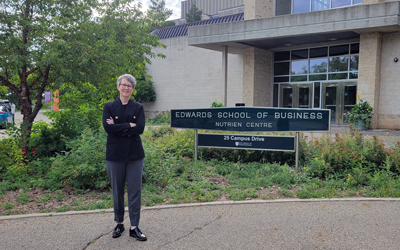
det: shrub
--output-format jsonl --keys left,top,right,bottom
{"left": 344, "top": 95, "right": 373, "bottom": 129}
{"left": 148, "top": 111, "right": 171, "bottom": 125}
{"left": 47, "top": 128, "right": 108, "bottom": 189}
{"left": 29, "top": 105, "right": 101, "bottom": 158}
{"left": 142, "top": 129, "right": 195, "bottom": 186}
{"left": 304, "top": 126, "right": 400, "bottom": 177}
{"left": 146, "top": 126, "right": 174, "bottom": 138}
{"left": 0, "top": 138, "right": 27, "bottom": 178}
{"left": 134, "top": 78, "right": 156, "bottom": 103}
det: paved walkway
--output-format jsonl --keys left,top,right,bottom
{"left": 1, "top": 198, "right": 400, "bottom": 250}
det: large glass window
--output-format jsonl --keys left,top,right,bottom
{"left": 276, "top": 0, "right": 292, "bottom": 16}
{"left": 329, "top": 45, "right": 349, "bottom": 56}
{"left": 293, "top": 0, "right": 311, "bottom": 14}
{"left": 291, "top": 49, "right": 308, "bottom": 60}
{"left": 310, "top": 58, "right": 327, "bottom": 73}
{"left": 277, "top": 0, "right": 361, "bottom": 16}
{"left": 273, "top": 43, "right": 359, "bottom": 84}
{"left": 350, "top": 56, "right": 359, "bottom": 71}
{"left": 310, "top": 47, "right": 328, "bottom": 58}
{"left": 274, "top": 51, "right": 290, "bottom": 61}
{"left": 332, "top": 0, "right": 351, "bottom": 8}
{"left": 312, "top": 0, "right": 330, "bottom": 11}
{"left": 274, "top": 62, "right": 290, "bottom": 75}
{"left": 291, "top": 60, "right": 308, "bottom": 75}
{"left": 328, "top": 56, "right": 349, "bottom": 72}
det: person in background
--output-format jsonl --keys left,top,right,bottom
{"left": 102, "top": 74, "right": 147, "bottom": 241}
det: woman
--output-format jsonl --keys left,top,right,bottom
{"left": 102, "top": 74, "right": 147, "bottom": 241}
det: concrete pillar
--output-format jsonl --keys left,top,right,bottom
{"left": 243, "top": 48, "right": 273, "bottom": 107}
{"left": 244, "top": 0, "right": 274, "bottom": 20}
{"left": 222, "top": 46, "right": 228, "bottom": 107}
{"left": 358, "top": 32, "right": 382, "bottom": 129}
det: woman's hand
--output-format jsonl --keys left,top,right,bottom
{"left": 106, "top": 116, "right": 114, "bottom": 124}
{"left": 130, "top": 123, "right": 136, "bottom": 127}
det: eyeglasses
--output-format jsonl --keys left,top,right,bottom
{"left": 120, "top": 84, "right": 133, "bottom": 89}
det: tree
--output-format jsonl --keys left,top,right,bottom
{"left": 134, "top": 78, "right": 156, "bottom": 103}
{"left": 0, "top": 0, "right": 165, "bottom": 151}
{"left": 185, "top": 0, "right": 202, "bottom": 23}
{"left": 149, "top": 0, "right": 173, "bottom": 21}
{"left": 148, "top": 0, "right": 175, "bottom": 31}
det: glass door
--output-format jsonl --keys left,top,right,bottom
{"left": 280, "top": 84, "right": 313, "bottom": 109}
{"left": 322, "top": 82, "right": 357, "bottom": 125}
{"left": 280, "top": 85, "right": 293, "bottom": 108}
{"left": 298, "top": 84, "right": 312, "bottom": 109}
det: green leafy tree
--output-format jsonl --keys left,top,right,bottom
{"left": 185, "top": 0, "right": 202, "bottom": 23}
{"left": 134, "top": 78, "right": 156, "bottom": 103}
{"left": 0, "top": 0, "right": 165, "bottom": 151}
{"left": 148, "top": 0, "right": 175, "bottom": 31}
{"left": 149, "top": 0, "right": 173, "bottom": 21}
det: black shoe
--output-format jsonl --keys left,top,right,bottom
{"left": 129, "top": 227, "right": 147, "bottom": 241}
{"left": 112, "top": 224, "right": 124, "bottom": 238}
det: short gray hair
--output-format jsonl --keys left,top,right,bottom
{"left": 117, "top": 74, "right": 137, "bottom": 88}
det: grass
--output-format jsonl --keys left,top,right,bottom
{"left": 2, "top": 160, "right": 400, "bottom": 215}
{"left": 1, "top": 123, "right": 400, "bottom": 216}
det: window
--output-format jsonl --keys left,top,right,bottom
{"left": 273, "top": 43, "right": 359, "bottom": 83}
{"left": 291, "top": 60, "right": 308, "bottom": 75}
{"left": 332, "top": 0, "right": 351, "bottom": 8}
{"left": 310, "top": 58, "right": 328, "bottom": 73}
{"left": 312, "top": 0, "right": 330, "bottom": 11}
{"left": 328, "top": 56, "right": 349, "bottom": 72}
{"left": 276, "top": 0, "right": 361, "bottom": 16}
{"left": 293, "top": 0, "right": 311, "bottom": 14}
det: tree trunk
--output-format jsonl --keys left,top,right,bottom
{"left": 19, "top": 74, "right": 43, "bottom": 152}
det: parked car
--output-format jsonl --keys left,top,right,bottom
{"left": 0, "top": 104, "right": 14, "bottom": 128}
{"left": 0, "top": 99, "right": 11, "bottom": 111}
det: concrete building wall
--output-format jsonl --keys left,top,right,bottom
{"left": 362, "top": 0, "right": 399, "bottom": 4}
{"left": 181, "top": 0, "right": 244, "bottom": 18}
{"left": 243, "top": 48, "right": 273, "bottom": 107}
{"left": 377, "top": 31, "right": 400, "bottom": 129}
{"left": 358, "top": 33, "right": 382, "bottom": 129}
{"left": 144, "top": 36, "right": 244, "bottom": 118}
{"left": 244, "top": 0, "right": 274, "bottom": 20}
{"left": 219, "top": 6, "right": 245, "bottom": 17}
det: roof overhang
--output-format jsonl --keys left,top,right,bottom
{"left": 188, "top": 2, "right": 400, "bottom": 53}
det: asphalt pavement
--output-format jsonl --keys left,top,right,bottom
{"left": 1, "top": 198, "right": 400, "bottom": 250}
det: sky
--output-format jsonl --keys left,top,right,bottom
{"left": 137, "top": 0, "right": 182, "bottom": 20}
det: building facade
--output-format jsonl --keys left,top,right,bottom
{"left": 147, "top": 0, "right": 400, "bottom": 129}
{"left": 181, "top": 0, "right": 244, "bottom": 18}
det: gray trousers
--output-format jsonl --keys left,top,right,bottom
{"left": 106, "top": 159, "right": 143, "bottom": 227}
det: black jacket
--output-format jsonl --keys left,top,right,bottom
{"left": 102, "top": 98, "right": 145, "bottom": 161}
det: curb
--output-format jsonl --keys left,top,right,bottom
{"left": 2, "top": 197, "right": 400, "bottom": 220}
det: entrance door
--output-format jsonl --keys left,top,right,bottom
{"left": 322, "top": 82, "right": 357, "bottom": 125}
{"left": 280, "top": 84, "right": 313, "bottom": 109}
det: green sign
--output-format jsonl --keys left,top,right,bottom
{"left": 198, "top": 134, "right": 295, "bottom": 151}
{"left": 171, "top": 107, "right": 330, "bottom": 132}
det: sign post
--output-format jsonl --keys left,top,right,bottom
{"left": 195, "top": 129, "right": 198, "bottom": 160}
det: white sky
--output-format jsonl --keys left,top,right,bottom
{"left": 137, "top": 0, "right": 182, "bottom": 20}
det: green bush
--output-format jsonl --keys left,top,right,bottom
{"left": 304, "top": 126, "right": 400, "bottom": 177}
{"left": 47, "top": 128, "right": 108, "bottom": 189}
{"left": 134, "top": 78, "right": 156, "bottom": 103}
{"left": 148, "top": 111, "right": 171, "bottom": 125}
{"left": 0, "top": 138, "right": 26, "bottom": 178}
{"left": 30, "top": 105, "right": 102, "bottom": 158}
{"left": 146, "top": 126, "right": 174, "bottom": 138}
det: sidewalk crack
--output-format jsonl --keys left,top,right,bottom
{"left": 158, "top": 205, "right": 232, "bottom": 248}
{"left": 83, "top": 229, "right": 112, "bottom": 250}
